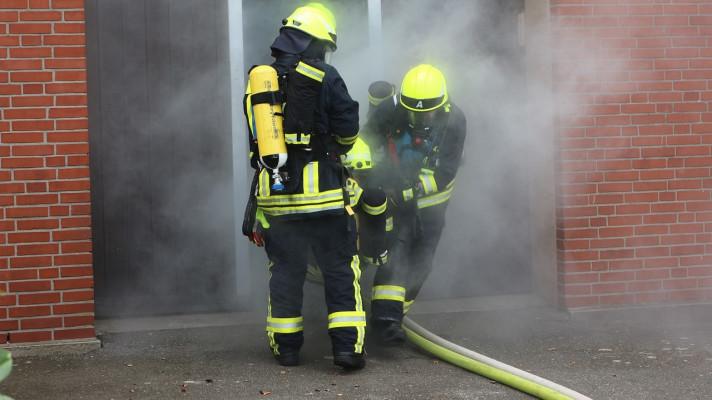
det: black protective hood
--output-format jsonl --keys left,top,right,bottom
{"left": 270, "top": 28, "right": 313, "bottom": 56}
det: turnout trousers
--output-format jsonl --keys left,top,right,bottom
{"left": 371, "top": 206, "right": 446, "bottom": 323}
{"left": 264, "top": 213, "right": 366, "bottom": 355}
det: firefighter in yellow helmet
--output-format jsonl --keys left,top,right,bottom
{"left": 242, "top": 3, "right": 365, "bottom": 369}
{"left": 361, "top": 66, "right": 466, "bottom": 345}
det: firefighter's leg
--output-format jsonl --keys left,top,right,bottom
{"left": 369, "top": 214, "right": 416, "bottom": 345}
{"left": 263, "top": 219, "right": 309, "bottom": 364}
{"left": 312, "top": 214, "right": 366, "bottom": 369}
{"left": 405, "top": 210, "right": 446, "bottom": 308}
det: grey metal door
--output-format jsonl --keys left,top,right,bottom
{"left": 86, "top": 0, "right": 238, "bottom": 317}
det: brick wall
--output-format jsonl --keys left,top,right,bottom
{"left": 552, "top": 0, "right": 712, "bottom": 308}
{"left": 0, "top": 0, "right": 94, "bottom": 343}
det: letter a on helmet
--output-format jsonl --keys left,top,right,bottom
{"left": 399, "top": 64, "right": 448, "bottom": 112}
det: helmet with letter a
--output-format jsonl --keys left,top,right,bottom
{"left": 399, "top": 64, "right": 449, "bottom": 136}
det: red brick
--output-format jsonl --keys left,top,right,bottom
{"left": 53, "top": 302, "right": 93, "bottom": 314}
{"left": 44, "top": 58, "right": 85, "bottom": 69}
{"left": 60, "top": 241, "right": 91, "bottom": 253}
{"left": 54, "top": 278, "right": 92, "bottom": 290}
{"left": 59, "top": 192, "right": 89, "bottom": 203}
{"left": 18, "top": 292, "right": 60, "bottom": 305}
{"left": 60, "top": 216, "right": 90, "bottom": 228}
{"left": 53, "top": 22, "right": 84, "bottom": 33}
{"left": 19, "top": 10, "right": 60, "bottom": 20}
{"left": 56, "top": 143, "right": 88, "bottom": 154}
{"left": 26, "top": 182, "right": 47, "bottom": 192}
{"left": 9, "top": 330, "right": 52, "bottom": 343}
{"left": 46, "top": 131, "right": 88, "bottom": 142}
{"left": 6, "top": 207, "right": 48, "bottom": 218}
{"left": 55, "top": 71, "right": 86, "bottom": 82}
{"left": 54, "top": 253, "right": 91, "bottom": 265}
{"left": 16, "top": 219, "right": 58, "bottom": 231}
{"left": 0, "top": 320, "right": 18, "bottom": 331}
{"left": 62, "top": 289, "right": 92, "bottom": 302}
{"left": 54, "top": 327, "right": 95, "bottom": 340}
{"left": 48, "top": 107, "right": 86, "bottom": 118}
{"left": 43, "top": 34, "right": 84, "bottom": 46}
{"left": 46, "top": 82, "right": 86, "bottom": 94}
{"left": 7, "top": 231, "right": 49, "bottom": 243}
{"left": 48, "top": 179, "right": 90, "bottom": 192}
{"left": 9, "top": 305, "right": 51, "bottom": 318}
{"left": 51, "top": 0, "right": 83, "bottom": 8}
{"left": 11, "top": 120, "right": 53, "bottom": 131}
{"left": 53, "top": 46, "right": 84, "bottom": 57}
{"left": 16, "top": 243, "right": 58, "bottom": 256}
{"left": 20, "top": 316, "right": 62, "bottom": 329}
{"left": 9, "top": 22, "right": 51, "bottom": 34}
{"left": 63, "top": 315, "right": 93, "bottom": 327}
{"left": 10, "top": 255, "right": 52, "bottom": 268}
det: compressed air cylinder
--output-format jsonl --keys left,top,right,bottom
{"left": 249, "top": 65, "right": 287, "bottom": 190}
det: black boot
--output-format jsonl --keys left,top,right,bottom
{"left": 372, "top": 319, "right": 406, "bottom": 346}
{"left": 333, "top": 351, "right": 365, "bottom": 370}
{"left": 274, "top": 351, "right": 300, "bottom": 367}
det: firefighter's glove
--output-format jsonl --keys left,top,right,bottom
{"left": 391, "top": 182, "right": 422, "bottom": 209}
{"left": 249, "top": 208, "right": 269, "bottom": 247}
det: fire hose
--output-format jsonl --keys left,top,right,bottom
{"left": 305, "top": 267, "right": 592, "bottom": 400}
{"left": 402, "top": 316, "right": 592, "bottom": 400}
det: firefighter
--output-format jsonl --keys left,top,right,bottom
{"left": 242, "top": 3, "right": 365, "bottom": 369}
{"left": 362, "top": 65, "right": 466, "bottom": 345}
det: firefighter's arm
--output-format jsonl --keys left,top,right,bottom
{"left": 419, "top": 111, "right": 466, "bottom": 196}
{"left": 325, "top": 71, "right": 359, "bottom": 154}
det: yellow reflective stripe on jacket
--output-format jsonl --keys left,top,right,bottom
{"left": 257, "top": 188, "right": 343, "bottom": 205}
{"left": 303, "top": 162, "right": 319, "bottom": 194}
{"left": 372, "top": 285, "right": 406, "bottom": 302}
{"left": 419, "top": 168, "right": 438, "bottom": 195}
{"left": 346, "top": 178, "right": 363, "bottom": 207}
{"left": 327, "top": 311, "right": 366, "bottom": 329}
{"left": 335, "top": 134, "right": 358, "bottom": 146}
{"left": 285, "top": 133, "right": 311, "bottom": 145}
{"left": 417, "top": 180, "right": 455, "bottom": 209}
{"left": 385, "top": 216, "right": 393, "bottom": 232}
{"left": 266, "top": 316, "right": 304, "bottom": 334}
{"left": 258, "top": 169, "right": 270, "bottom": 197}
{"left": 260, "top": 201, "right": 345, "bottom": 216}
{"left": 362, "top": 198, "right": 387, "bottom": 216}
{"left": 295, "top": 61, "right": 325, "bottom": 82}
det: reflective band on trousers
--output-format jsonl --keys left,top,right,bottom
{"left": 372, "top": 285, "right": 406, "bottom": 302}
{"left": 327, "top": 311, "right": 366, "bottom": 329}
{"left": 266, "top": 316, "right": 304, "bottom": 334}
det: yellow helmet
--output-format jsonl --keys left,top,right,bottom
{"left": 399, "top": 64, "right": 448, "bottom": 112}
{"left": 340, "top": 137, "right": 372, "bottom": 171}
{"left": 282, "top": 3, "right": 337, "bottom": 50}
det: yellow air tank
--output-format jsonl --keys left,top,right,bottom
{"left": 249, "top": 65, "right": 288, "bottom": 191}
